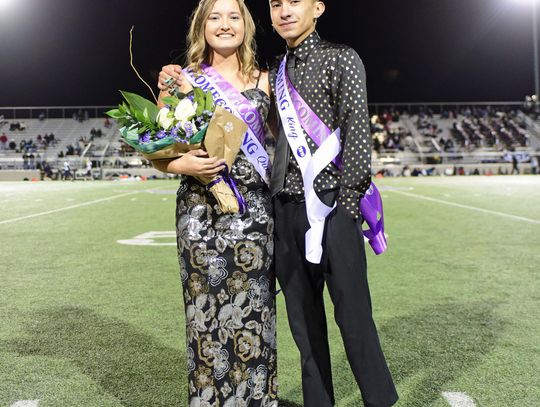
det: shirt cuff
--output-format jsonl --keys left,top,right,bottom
{"left": 338, "top": 187, "right": 362, "bottom": 220}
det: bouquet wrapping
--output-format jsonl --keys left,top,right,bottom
{"left": 107, "top": 90, "right": 248, "bottom": 213}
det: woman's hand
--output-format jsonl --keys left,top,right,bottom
{"left": 157, "top": 64, "right": 193, "bottom": 94}
{"left": 166, "top": 150, "right": 227, "bottom": 177}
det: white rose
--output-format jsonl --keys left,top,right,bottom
{"left": 156, "top": 107, "right": 174, "bottom": 130}
{"left": 175, "top": 98, "right": 197, "bottom": 122}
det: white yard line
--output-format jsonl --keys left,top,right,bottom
{"left": 443, "top": 392, "right": 477, "bottom": 407}
{"left": 11, "top": 401, "right": 39, "bottom": 407}
{"left": 0, "top": 191, "right": 140, "bottom": 226}
{"left": 388, "top": 190, "right": 540, "bottom": 225}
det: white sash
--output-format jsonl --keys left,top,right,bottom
{"left": 275, "top": 57, "right": 342, "bottom": 264}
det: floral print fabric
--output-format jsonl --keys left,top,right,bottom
{"left": 176, "top": 88, "right": 278, "bottom": 407}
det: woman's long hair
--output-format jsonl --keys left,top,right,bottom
{"left": 185, "top": 0, "right": 259, "bottom": 80}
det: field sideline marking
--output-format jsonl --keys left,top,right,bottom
{"left": 443, "top": 392, "right": 476, "bottom": 407}
{"left": 0, "top": 191, "right": 141, "bottom": 226}
{"left": 388, "top": 190, "right": 540, "bottom": 225}
{"left": 11, "top": 401, "right": 39, "bottom": 407}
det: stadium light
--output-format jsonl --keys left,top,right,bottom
{"left": 532, "top": 0, "right": 538, "bottom": 104}
{"left": 0, "top": 0, "right": 16, "bottom": 11}
{"left": 511, "top": 0, "right": 540, "bottom": 102}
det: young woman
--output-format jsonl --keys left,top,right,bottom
{"left": 153, "top": 0, "right": 278, "bottom": 406}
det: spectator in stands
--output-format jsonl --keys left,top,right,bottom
{"left": 0, "top": 132, "right": 7, "bottom": 150}
{"left": 104, "top": 117, "right": 112, "bottom": 128}
{"left": 411, "top": 168, "right": 422, "bottom": 176}
{"left": 42, "top": 161, "right": 53, "bottom": 180}
{"left": 85, "top": 159, "right": 93, "bottom": 180}
{"left": 38, "top": 112, "right": 46, "bottom": 121}
{"left": 22, "top": 153, "right": 29, "bottom": 170}
{"left": 49, "top": 133, "right": 56, "bottom": 145}
{"left": 8, "top": 139, "right": 16, "bottom": 150}
{"left": 28, "top": 153, "right": 35, "bottom": 170}
{"left": 511, "top": 154, "right": 520, "bottom": 175}
{"left": 62, "top": 161, "right": 73, "bottom": 181}
{"left": 531, "top": 154, "right": 539, "bottom": 175}
{"left": 401, "top": 165, "right": 411, "bottom": 177}
{"left": 373, "top": 136, "right": 381, "bottom": 153}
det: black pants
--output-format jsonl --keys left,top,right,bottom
{"left": 275, "top": 196, "right": 398, "bottom": 407}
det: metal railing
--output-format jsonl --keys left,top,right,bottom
{"left": 1, "top": 101, "right": 535, "bottom": 120}
{"left": 367, "top": 101, "right": 531, "bottom": 115}
{"left": 0, "top": 106, "right": 115, "bottom": 120}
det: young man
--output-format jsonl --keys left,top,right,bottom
{"left": 268, "top": 1, "right": 398, "bottom": 406}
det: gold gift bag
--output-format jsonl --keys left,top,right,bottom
{"left": 197, "top": 107, "right": 248, "bottom": 213}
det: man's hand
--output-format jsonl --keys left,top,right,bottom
{"left": 157, "top": 64, "right": 193, "bottom": 94}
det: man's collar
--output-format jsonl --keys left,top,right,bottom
{"left": 286, "top": 31, "right": 320, "bottom": 62}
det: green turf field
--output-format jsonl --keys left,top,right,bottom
{"left": 1, "top": 176, "right": 539, "bottom": 407}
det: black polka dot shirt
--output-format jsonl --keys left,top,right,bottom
{"left": 269, "top": 31, "right": 372, "bottom": 220}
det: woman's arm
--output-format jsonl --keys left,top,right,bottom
{"left": 151, "top": 150, "right": 227, "bottom": 177}
{"left": 151, "top": 157, "right": 174, "bottom": 173}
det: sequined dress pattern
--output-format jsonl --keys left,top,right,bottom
{"left": 175, "top": 88, "right": 278, "bottom": 407}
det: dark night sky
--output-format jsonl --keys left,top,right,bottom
{"left": 0, "top": 0, "right": 537, "bottom": 106}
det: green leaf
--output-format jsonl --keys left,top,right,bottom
{"left": 204, "top": 91, "right": 214, "bottom": 111}
{"left": 118, "top": 102, "right": 130, "bottom": 117}
{"left": 190, "top": 125, "right": 208, "bottom": 144}
{"left": 193, "top": 88, "right": 205, "bottom": 116}
{"left": 120, "top": 90, "right": 160, "bottom": 122}
{"left": 133, "top": 109, "right": 147, "bottom": 124}
{"left": 137, "top": 126, "right": 148, "bottom": 134}
{"left": 106, "top": 109, "right": 123, "bottom": 119}
{"left": 161, "top": 96, "right": 180, "bottom": 108}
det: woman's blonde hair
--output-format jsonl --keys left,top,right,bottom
{"left": 185, "top": 0, "right": 259, "bottom": 80}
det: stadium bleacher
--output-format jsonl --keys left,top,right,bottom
{"left": 0, "top": 117, "right": 118, "bottom": 173}
{"left": 1, "top": 103, "right": 539, "bottom": 180}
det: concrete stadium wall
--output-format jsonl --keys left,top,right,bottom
{"left": 372, "top": 163, "right": 530, "bottom": 175}
{"left": 0, "top": 163, "right": 533, "bottom": 181}
{"left": 0, "top": 170, "right": 41, "bottom": 181}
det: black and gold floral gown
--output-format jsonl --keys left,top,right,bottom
{"left": 175, "top": 87, "right": 278, "bottom": 407}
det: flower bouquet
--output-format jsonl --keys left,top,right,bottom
{"left": 106, "top": 89, "right": 248, "bottom": 213}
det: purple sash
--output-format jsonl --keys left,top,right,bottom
{"left": 281, "top": 58, "right": 387, "bottom": 255}
{"left": 207, "top": 165, "right": 247, "bottom": 215}
{"left": 201, "top": 64, "right": 266, "bottom": 145}
{"left": 183, "top": 65, "right": 272, "bottom": 185}
{"left": 360, "top": 183, "right": 387, "bottom": 255}
{"left": 284, "top": 72, "right": 343, "bottom": 169}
